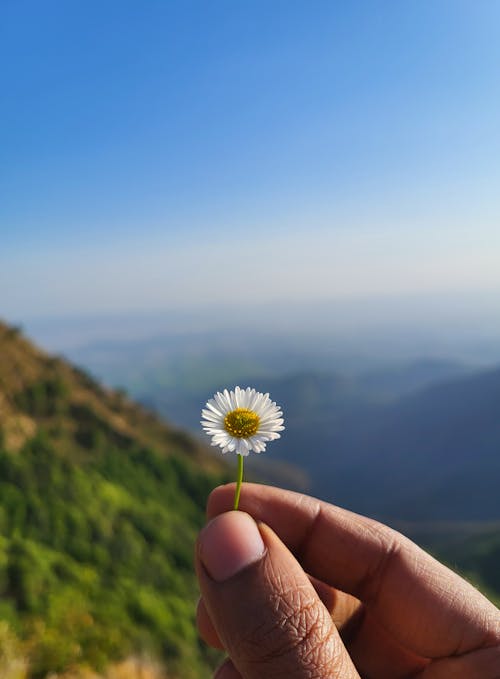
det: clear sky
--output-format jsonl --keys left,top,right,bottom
{"left": 2, "top": 1, "right": 500, "bottom": 319}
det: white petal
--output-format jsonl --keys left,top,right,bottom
{"left": 259, "top": 413, "right": 284, "bottom": 424}
{"left": 212, "top": 433, "right": 229, "bottom": 443}
{"left": 226, "top": 388, "right": 238, "bottom": 410}
{"left": 237, "top": 439, "right": 251, "bottom": 456}
{"left": 201, "top": 408, "right": 220, "bottom": 419}
{"left": 253, "top": 392, "right": 266, "bottom": 412}
{"left": 234, "top": 388, "right": 242, "bottom": 408}
{"left": 253, "top": 440, "right": 267, "bottom": 453}
{"left": 214, "top": 391, "right": 230, "bottom": 413}
{"left": 240, "top": 387, "right": 251, "bottom": 409}
{"left": 205, "top": 401, "right": 224, "bottom": 417}
{"left": 201, "top": 413, "right": 223, "bottom": 425}
{"left": 202, "top": 426, "right": 224, "bottom": 435}
{"left": 247, "top": 389, "right": 260, "bottom": 412}
{"left": 259, "top": 424, "right": 284, "bottom": 433}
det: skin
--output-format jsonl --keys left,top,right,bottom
{"left": 195, "top": 483, "right": 500, "bottom": 679}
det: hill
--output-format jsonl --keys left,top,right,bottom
{"left": 0, "top": 322, "right": 228, "bottom": 678}
{"left": 315, "top": 366, "right": 500, "bottom": 520}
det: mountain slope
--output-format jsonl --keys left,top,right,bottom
{"left": 0, "top": 322, "right": 228, "bottom": 678}
{"left": 329, "top": 366, "right": 500, "bottom": 520}
{"left": 397, "top": 521, "right": 500, "bottom": 607}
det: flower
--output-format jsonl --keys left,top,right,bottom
{"left": 201, "top": 386, "right": 284, "bottom": 456}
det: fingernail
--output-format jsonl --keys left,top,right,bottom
{"left": 199, "top": 511, "right": 265, "bottom": 582}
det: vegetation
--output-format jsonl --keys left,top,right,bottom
{"left": 0, "top": 322, "right": 228, "bottom": 677}
{"left": 407, "top": 522, "right": 500, "bottom": 609}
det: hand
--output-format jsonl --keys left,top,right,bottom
{"left": 195, "top": 483, "right": 500, "bottom": 678}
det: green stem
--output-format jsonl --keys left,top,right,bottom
{"left": 233, "top": 453, "right": 244, "bottom": 510}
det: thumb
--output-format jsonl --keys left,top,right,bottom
{"left": 196, "top": 511, "right": 360, "bottom": 679}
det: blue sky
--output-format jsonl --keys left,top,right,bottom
{"left": 2, "top": 1, "right": 500, "bottom": 319}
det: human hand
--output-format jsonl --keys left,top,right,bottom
{"left": 195, "top": 483, "right": 500, "bottom": 678}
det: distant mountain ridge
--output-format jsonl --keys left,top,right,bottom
{"left": 248, "top": 366, "right": 500, "bottom": 522}
{"left": 357, "top": 357, "right": 473, "bottom": 399}
{"left": 337, "top": 365, "right": 500, "bottom": 520}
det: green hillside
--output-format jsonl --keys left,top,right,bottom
{"left": 401, "top": 522, "right": 500, "bottom": 608}
{"left": 0, "top": 322, "right": 228, "bottom": 678}
{"left": 441, "top": 529, "right": 500, "bottom": 608}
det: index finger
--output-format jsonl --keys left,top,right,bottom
{"left": 208, "top": 483, "right": 500, "bottom": 659}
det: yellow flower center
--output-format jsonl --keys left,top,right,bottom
{"left": 224, "top": 408, "right": 260, "bottom": 438}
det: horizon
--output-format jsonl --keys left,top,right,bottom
{"left": 5, "top": 288, "right": 500, "bottom": 367}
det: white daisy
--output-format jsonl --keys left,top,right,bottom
{"left": 201, "top": 386, "right": 284, "bottom": 457}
